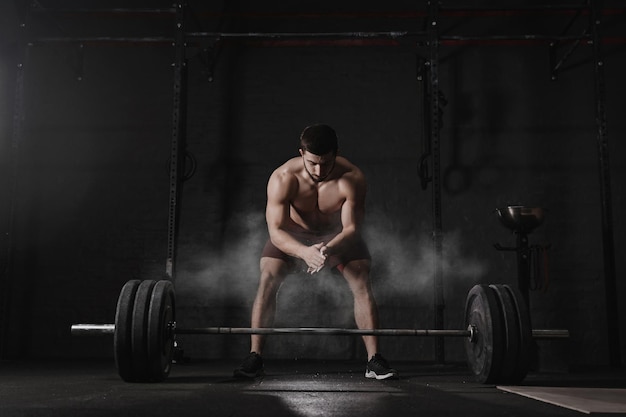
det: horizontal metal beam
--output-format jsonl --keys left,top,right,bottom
{"left": 30, "top": 7, "right": 176, "bottom": 15}
{"left": 439, "top": 5, "right": 591, "bottom": 16}
{"left": 185, "top": 31, "right": 417, "bottom": 39}
{"left": 32, "top": 34, "right": 626, "bottom": 48}
{"left": 31, "top": 37, "right": 174, "bottom": 45}
{"left": 28, "top": 6, "right": 626, "bottom": 19}
{"left": 30, "top": 32, "right": 422, "bottom": 47}
{"left": 440, "top": 34, "right": 591, "bottom": 42}
{"left": 70, "top": 323, "right": 570, "bottom": 339}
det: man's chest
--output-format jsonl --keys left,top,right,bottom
{"left": 293, "top": 183, "right": 345, "bottom": 215}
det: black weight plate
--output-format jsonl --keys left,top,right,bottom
{"left": 504, "top": 284, "right": 532, "bottom": 383}
{"left": 114, "top": 280, "right": 141, "bottom": 382}
{"left": 131, "top": 280, "right": 157, "bottom": 382}
{"left": 489, "top": 284, "right": 521, "bottom": 384}
{"left": 147, "top": 280, "right": 175, "bottom": 382}
{"left": 464, "top": 284, "right": 505, "bottom": 384}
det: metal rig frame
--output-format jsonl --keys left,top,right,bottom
{"left": 2, "top": 1, "right": 623, "bottom": 366}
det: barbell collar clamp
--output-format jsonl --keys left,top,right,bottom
{"left": 467, "top": 324, "right": 477, "bottom": 343}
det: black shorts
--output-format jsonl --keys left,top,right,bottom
{"left": 261, "top": 228, "right": 371, "bottom": 273}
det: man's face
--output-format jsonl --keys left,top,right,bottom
{"left": 300, "top": 150, "right": 336, "bottom": 182}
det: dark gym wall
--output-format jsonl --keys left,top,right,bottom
{"left": 1, "top": 1, "right": 625, "bottom": 369}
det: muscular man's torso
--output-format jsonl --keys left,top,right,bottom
{"left": 276, "top": 156, "right": 360, "bottom": 234}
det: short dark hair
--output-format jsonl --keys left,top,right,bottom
{"left": 299, "top": 124, "right": 338, "bottom": 156}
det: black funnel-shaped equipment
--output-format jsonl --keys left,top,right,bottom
{"left": 496, "top": 206, "right": 544, "bottom": 235}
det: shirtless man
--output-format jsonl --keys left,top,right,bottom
{"left": 234, "top": 124, "right": 397, "bottom": 380}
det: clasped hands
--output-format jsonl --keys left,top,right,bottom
{"left": 304, "top": 243, "right": 330, "bottom": 274}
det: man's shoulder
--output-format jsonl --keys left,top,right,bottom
{"left": 335, "top": 157, "right": 365, "bottom": 182}
{"left": 268, "top": 158, "right": 301, "bottom": 189}
{"left": 272, "top": 157, "right": 301, "bottom": 177}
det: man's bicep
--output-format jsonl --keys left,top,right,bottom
{"left": 340, "top": 194, "right": 365, "bottom": 233}
{"left": 266, "top": 199, "right": 288, "bottom": 231}
{"left": 341, "top": 176, "right": 366, "bottom": 228}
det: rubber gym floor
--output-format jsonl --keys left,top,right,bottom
{"left": 1, "top": 359, "right": 625, "bottom": 416}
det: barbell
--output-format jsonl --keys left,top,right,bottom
{"left": 71, "top": 279, "right": 569, "bottom": 384}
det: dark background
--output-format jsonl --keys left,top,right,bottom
{"left": 1, "top": 1, "right": 624, "bottom": 370}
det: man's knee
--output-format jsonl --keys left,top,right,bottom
{"left": 341, "top": 259, "right": 373, "bottom": 292}
{"left": 342, "top": 259, "right": 371, "bottom": 279}
{"left": 259, "top": 257, "right": 289, "bottom": 287}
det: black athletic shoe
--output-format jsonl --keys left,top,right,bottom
{"left": 365, "top": 354, "right": 398, "bottom": 380}
{"left": 233, "top": 352, "right": 264, "bottom": 378}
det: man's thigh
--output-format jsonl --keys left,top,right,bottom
{"left": 339, "top": 258, "right": 372, "bottom": 286}
{"left": 259, "top": 257, "right": 291, "bottom": 281}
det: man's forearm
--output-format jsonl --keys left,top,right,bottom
{"left": 322, "top": 227, "right": 357, "bottom": 256}
{"left": 269, "top": 229, "right": 307, "bottom": 259}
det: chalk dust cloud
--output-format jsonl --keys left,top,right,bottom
{"left": 176, "top": 211, "right": 488, "bottom": 326}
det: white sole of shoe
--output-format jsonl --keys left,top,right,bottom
{"left": 365, "top": 370, "right": 397, "bottom": 380}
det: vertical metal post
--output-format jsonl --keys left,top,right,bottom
{"left": 165, "top": 2, "right": 188, "bottom": 281}
{"left": 1, "top": 7, "right": 29, "bottom": 360}
{"left": 589, "top": 1, "right": 621, "bottom": 368}
{"left": 516, "top": 233, "right": 531, "bottom": 308}
{"left": 427, "top": 1, "right": 445, "bottom": 363}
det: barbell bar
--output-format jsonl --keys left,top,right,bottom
{"left": 71, "top": 323, "right": 569, "bottom": 339}
{"left": 70, "top": 279, "right": 570, "bottom": 384}
{"left": 72, "top": 324, "right": 474, "bottom": 337}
